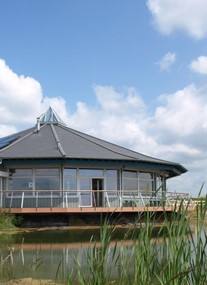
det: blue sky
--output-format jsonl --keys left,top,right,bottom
{"left": 1, "top": 0, "right": 207, "bottom": 196}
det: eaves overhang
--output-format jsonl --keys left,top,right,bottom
{"left": 1, "top": 156, "right": 187, "bottom": 178}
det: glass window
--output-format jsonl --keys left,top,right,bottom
{"left": 123, "top": 179, "right": 138, "bottom": 191}
{"left": 79, "top": 178, "right": 91, "bottom": 206}
{"left": 123, "top": 170, "right": 138, "bottom": 193}
{"left": 139, "top": 172, "right": 153, "bottom": 179}
{"left": 64, "top": 177, "right": 77, "bottom": 190}
{"left": 79, "top": 178, "right": 91, "bottom": 190}
{"left": 139, "top": 181, "right": 153, "bottom": 192}
{"left": 9, "top": 168, "right": 33, "bottom": 177}
{"left": 36, "top": 168, "right": 59, "bottom": 176}
{"left": 64, "top": 168, "right": 77, "bottom": 176}
{"left": 35, "top": 168, "right": 60, "bottom": 191}
{"left": 156, "top": 175, "right": 164, "bottom": 192}
{"left": 9, "top": 177, "right": 33, "bottom": 191}
{"left": 123, "top": 171, "right": 137, "bottom": 178}
{"left": 139, "top": 172, "right": 154, "bottom": 193}
{"left": 106, "top": 170, "right": 117, "bottom": 177}
{"left": 106, "top": 179, "right": 118, "bottom": 190}
{"left": 8, "top": 168, "right": 60, "bottom": 197}
{"left": 35, "top": 177, "right": 59, "bottom": 190}
{"left": 105, "top": 170, "right": 118, "bottom": 196}
{"left": 79, "top": 169, "right": 104, "bottom": 177}
{"left": 64, "top": 168, "right": 77, "bottom": 195}
{"left": 9, "top": 168, "right": 33, "bottom": 191}
{"left": 105, "top": 169, "right": 118, "bottom": 187}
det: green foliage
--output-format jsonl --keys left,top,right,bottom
{"left": 0, "top": 212, "right": 22, "bottom": 230}
{"left": 67, "top": 199, "right": 207, "bottom": 285}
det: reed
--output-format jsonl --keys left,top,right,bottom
{"left": 67, "top": 196, "right": 207, "bottom": 285}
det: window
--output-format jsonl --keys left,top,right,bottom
{"left": 105, "top": 170, "right": 118, "bottom": 196}
{"left": 123, "top": 171, "right": 137, "bottom": 178}
{"left": 78, "top": 169, "right": 104, "bottom": 206}
{"left": 8, "top": 168, "right": 33, "bottom": 196}
{"left": 8, "top": 168, "right": 60, "bottom": 197}
{"left": 79, "top": 178, "right": 92, "bottom": 206}
{"left": 79, "top": 169, "right": 104, "bottom": 177}
{"left": 35, "top": 168, "right": 60, "bottom": 191}
{"left": 64, "top": 168, "right": 77, "bottom": 195}
{"left": 139, "top": 171, "right": 154, "bottom": 192}
{"left": 122, "top": 170, "right": 154, "bottom": 193}
{"left": 156, "top": 175, "right": 165, "bottom": 192}
{"left": 123, "top": 171, "right": 138, "bottom": 194}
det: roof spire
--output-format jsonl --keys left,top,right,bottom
{"left": 39, "top": 107, "right": 67, "bottom": 126}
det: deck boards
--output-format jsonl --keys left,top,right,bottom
{"left": 4, "top": 206, "right": 176, "bottom": 214}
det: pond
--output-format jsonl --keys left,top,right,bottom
{"left": 0, "top": 226, "right": 162, "bottom": 283}
{"left": 0, "top": 220, "right": 206, "bottom": 285}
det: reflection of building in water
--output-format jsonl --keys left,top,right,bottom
{"left": 0, "top": 241, "right": 133, "bottom": 280}
{"left": 0, "top": 233, "right": 176, "bottom": 282}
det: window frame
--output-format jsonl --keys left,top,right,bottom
{"left": 7, "top": 167, "right": 61, "bottom": 198}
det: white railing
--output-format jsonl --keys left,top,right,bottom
{"left": 0, "top": 190, "right": 193, "bottom": 209}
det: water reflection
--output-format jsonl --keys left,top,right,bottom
{"left": 0, "top": 228, "right": 142, "bottom": 282}
{"left": 0, "top": 224, "right": 199, "bottom": 283}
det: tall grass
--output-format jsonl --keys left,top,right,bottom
{"left": 67, "top": 198, "right": 207, "bottom": 285}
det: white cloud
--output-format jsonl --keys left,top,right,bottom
{"left": 0, "top": 125, "right": 17, "bottom": 138}
{"left": 152, "top": 85, "right": 206, "bottom": 138}
{"left": 1, "top": 59, "right": 207, "bottom": 196}
{"left": 69, "top": 85, "right": 149, "bottom": 148}
{"left": 156, "top": 52, "right": 176, "bottom": 70}
{"left": 190, "top": 56, "right": 207, "bottom": 74}
{"left": 147, "top": 0, "right": 207, "bottom": 39}
{"left": 0, "top": 59, "right": 42, "bottom": 124}
{"left": 94, "top": 85, "right": 146, "bottom": 114}
{"left": 0, "top": 59, "right": 69, "bottom": 136}
{"left": 69, "top": 84, "right": 207, "bottom": 196}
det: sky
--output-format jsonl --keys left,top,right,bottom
{"left": 0, "top": 0, "right": 207, "bottom": 197}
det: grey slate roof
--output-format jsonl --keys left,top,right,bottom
{"left": 0, "top": 108, "right": 187, "bottom": 175}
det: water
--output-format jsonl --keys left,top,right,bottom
{"left": 0, "top": 223, "right": 203, "bottom": 284}
{"left": 0, "top": 227, "right": 142, "bottom": 283}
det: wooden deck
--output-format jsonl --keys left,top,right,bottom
{"left": 4, "top": 206, "right": 183, "bottom": 214}
{"left": 0, "top": 190, "right": 194, "bottom": 216}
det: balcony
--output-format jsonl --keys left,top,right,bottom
{"left": 0, "top": 190, "right": 194, "bottom": 214}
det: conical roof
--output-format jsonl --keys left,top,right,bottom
{"left": 0, "top": 107, "right": 187, "bottom": 177}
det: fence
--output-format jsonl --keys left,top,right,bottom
{"left": 0, "top": 190, "right": 193, "bottom": 209}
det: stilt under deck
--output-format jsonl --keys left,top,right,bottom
{"left": 5, "top": 205, "right": 195, "bottom": 228}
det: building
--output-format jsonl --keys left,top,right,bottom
{"left": 0, "top": 107, "right": 189, "bottom": 225}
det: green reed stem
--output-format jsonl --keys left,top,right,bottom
{"left": 67, "top": 191, "right": 207, "bottom": 285}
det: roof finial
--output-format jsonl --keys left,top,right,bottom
{"left": 39, "top": 107, "right": 67, "bottom": 126}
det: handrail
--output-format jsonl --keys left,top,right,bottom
{"left": 0, "top": 189, "right": 192, "bottom": 209}
{"left": 0, "top": 189, "right": 190, "bottom": 195}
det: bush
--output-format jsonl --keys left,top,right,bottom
{"left": 0, "top": 211, "right": 22, "bottom": 230}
